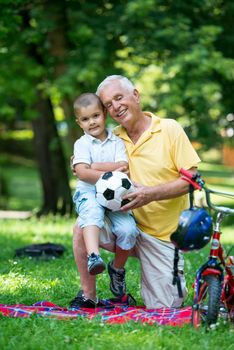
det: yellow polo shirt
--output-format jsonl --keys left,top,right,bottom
{"left": 114, "top": 112, "right": 201, "bottom": 241}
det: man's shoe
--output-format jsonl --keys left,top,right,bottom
{"left": 87, "top": 253, "right": 106, "bottom": 275}
{"left": 69, "top": 290, "right": 105, "bottom": 309}
{"left": 107, "top": 261, "right": 126, "bottom": 297}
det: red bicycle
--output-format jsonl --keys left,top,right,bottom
{"left": 179, "top": 168, "right": 234, "bottom": 328}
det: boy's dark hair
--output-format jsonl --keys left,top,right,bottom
{"left": 74, "top": 93, "right": 104, "bottom": 117}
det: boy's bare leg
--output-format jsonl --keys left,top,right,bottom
{"left": 83, "top": 225, "right": 100, "bottom": 256}
{"left": 113, "top": 245, "right": 131, "bottom": 269}
{"left": 73, "top": 224, "right": 116, "bottom": 300}
{"left": 73, "top": 225, "right": 96, "bottom": 300}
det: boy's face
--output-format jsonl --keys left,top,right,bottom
{"left": 76, "top": 103, "right": 107, "bottom": 141}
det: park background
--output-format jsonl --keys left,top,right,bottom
{"left": 0, "top": 1, "right": 234, "bottom": 349}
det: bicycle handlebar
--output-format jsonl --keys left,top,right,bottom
{"left": 180, "top": 168, "right": 234, "bottom": 215}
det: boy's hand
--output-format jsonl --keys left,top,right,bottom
{"left": 116, "top": 164, "right": 129, "bottom": 176}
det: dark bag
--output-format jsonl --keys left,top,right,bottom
{"left": 15, "top": 242, "right": 65, "bottom": 259}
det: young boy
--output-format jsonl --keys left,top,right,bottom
{"left": 72, "top": 93, "right": 138, "bottom": 298}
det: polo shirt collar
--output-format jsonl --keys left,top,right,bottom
{"left": 114, "top": 112, "right": 161, "bottom": 141}
{"left": 84, "top": 129, "right": 114, "bottom": 143}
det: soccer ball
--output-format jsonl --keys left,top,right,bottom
{"left": 95, "top": 171, "right": 135, "bottom": 211}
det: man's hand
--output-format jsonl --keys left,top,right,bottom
{"left": 121, "top": 169, "right": 198, "bottom": 211}
{"left": 120, "top": 182, "right": 153, "bottom": 211}
{"left": 70, "top": 155, "right": 76, "bottom": 176}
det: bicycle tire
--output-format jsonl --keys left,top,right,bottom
{"left": 192, "top": 274, "right": 222, "bottom": 327}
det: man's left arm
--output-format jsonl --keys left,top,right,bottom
{"left": 120, "top": 167, "right": 197, "bottom": 211}
{"left": 121, "top": 121, "right": 200, "bottom": 211}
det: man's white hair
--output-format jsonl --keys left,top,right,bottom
{"left": 96, "top": 75, "right": 135, "bottom": 96}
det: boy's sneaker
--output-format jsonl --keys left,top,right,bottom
{"left": 69, "top": 290, "right": 105, "bottom": 309}
{"left": 87, "top": 253, "right": 106, "bottom": 275}
{"left": 107, "top": 261, "right": 126, "bottom": 297}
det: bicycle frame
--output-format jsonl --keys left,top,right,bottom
{"left": 179, "top": 168, "right": 234, "bottom": 326}
{"left": 193, "top": 218, "right": 224, "bottom": 310}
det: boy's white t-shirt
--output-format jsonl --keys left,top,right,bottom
{"left": 73, "top": 129, "right": 128, "bottom": 191}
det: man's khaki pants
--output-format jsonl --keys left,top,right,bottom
{"left": 99, "top": 221, "right": 187, "bottom": 309}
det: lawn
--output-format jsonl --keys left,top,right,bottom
{"left": 0, "top": 152, "right": 234, "bottom": 350}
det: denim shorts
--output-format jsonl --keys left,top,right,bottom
{"left": 73, "top": 189, "right": 139, "bottom": 250}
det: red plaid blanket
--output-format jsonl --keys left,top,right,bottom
{"left": 0, "top": 300, "right": 192, "bottom": 326}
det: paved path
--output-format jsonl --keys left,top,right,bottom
{"left": 0, "top": 210, "right": 32, "bottom": 219}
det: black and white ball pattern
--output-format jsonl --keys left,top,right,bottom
{"left": 95, "top": 171, "right": 135, "bottom": 211}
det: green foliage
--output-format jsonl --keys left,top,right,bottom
{"left": 113, "top": 0, "right": 234, "bottom": 147}
{"left": 0, "top": 1, "right": 234, "bottom": 215}
{"left": 0, "top": 0, "right": 234, "bottom": 149}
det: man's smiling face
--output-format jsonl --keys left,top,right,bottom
{"left": 99, "top": 80, "right": 140, "bottom": 128}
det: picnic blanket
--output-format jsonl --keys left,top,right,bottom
{"left": 0, "top": 299, "right": 192, "bottom": 326}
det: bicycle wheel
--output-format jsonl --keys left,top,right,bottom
{"left": 192, "top": 274, "right": 222, "bottom": 328}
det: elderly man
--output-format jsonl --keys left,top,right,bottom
{"left": 70, "top": 75, "right": 200, "bottom": 309}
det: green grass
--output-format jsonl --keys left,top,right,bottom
{"left": 0, "top": 153, "right": 42, "bottom": 211}
{"left": 199, "top": 162, "right": 234, "bottom": 191}
{"left": 0, "top": 218, "right": 234, "bottom": 350}
{"left": 0, "top": 152, "right": 234, "bottom": 349}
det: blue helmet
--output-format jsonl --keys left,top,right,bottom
{"left": 170, "top": 207, "right": 213, "bottom": 251}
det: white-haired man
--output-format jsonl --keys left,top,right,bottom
{"left": 70, "top": 75, "right": 201, "bottom": 309}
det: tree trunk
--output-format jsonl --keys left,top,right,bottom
{"left": 32, "top": 92, "right": 73, "bottom": 216}
{"left": 20, "top": 7, "right": 73, "bottom": 216}
{"left": 45, "top": 1, "right": 82, "bottom": 148}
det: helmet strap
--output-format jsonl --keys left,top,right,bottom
{"left": 172, "top": 248, "right": 183, "bottom": 298}
{"left": 189, "top": 184, "right": 195, "bottom": 209}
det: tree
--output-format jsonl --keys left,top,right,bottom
{"left": 113, "top": 0, "right": 234, "bottom": 148}
{"left": 0, "top": 1, "right": 73, "bottom": 215}
{"left": 0, "top": 0, "right": 234, "bottom": 215}
{"left": 0, "top": 0, "right": 126, "bottom": 214}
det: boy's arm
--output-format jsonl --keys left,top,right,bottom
{"left": 73, "top": 161, "right": 129, "bottom": 183}
{"left": 74, "top": 163, "right": 105, "bottom": 184}
{"left": 90, "top": 137, "right": 128, "bottom": 173}
{"left": 91, "top": 161, "right": 128, "bottom": 172}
